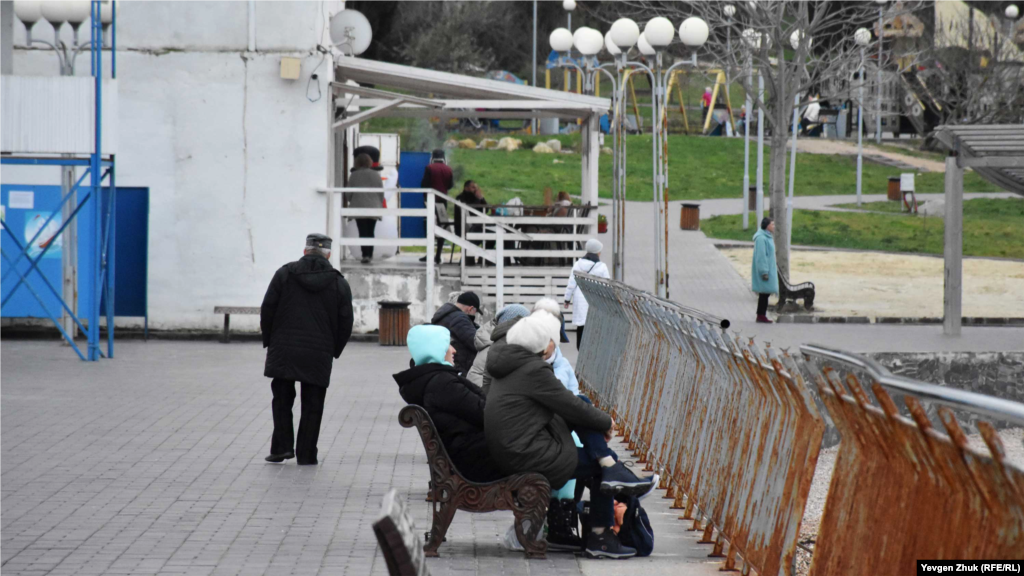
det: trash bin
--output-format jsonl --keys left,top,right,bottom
{"left": 748, "top": 186, "right": 757, "bottom": 211}
{"left": 680, "top": 203, "right": 700, "bottom": 230}
{"left": 887, "top": 177, "right": 901, "bottom": 201}
{"left": 378, "top": 301, "right": 411, "bottom": 346}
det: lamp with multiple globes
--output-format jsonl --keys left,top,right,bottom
{"left": 549, "top": 27, "right": 573, "bottom": 53}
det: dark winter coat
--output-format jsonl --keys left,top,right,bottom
{"left": 393, "top": 363, "right": 504, "bottom": 483}
{"left": 484, "top": 343, "right": 612, "bottom": 489}
{"left": 431, "top": 303, "right": 478, "bottom": 375}
{"left": 261, "top": 254, "right": 354, "bottom": 387}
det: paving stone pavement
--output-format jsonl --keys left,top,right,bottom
{"left": 2, "top": 340, "right": 726, "bottom": 576}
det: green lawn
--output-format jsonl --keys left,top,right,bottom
{"left": 833, "top": 200, "right": 927, "bottom": 213}
{"left": 446, "top": 135, "right": 1001, "bottom": 206}
{"left": 702, "top": 197, "right": 1024, "bottom": 259}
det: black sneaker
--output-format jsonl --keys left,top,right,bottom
{"left": 600, "top": 462, "right": 656, "bottom": 497}
{"left": 585, "top": 530, "right": 636, "bottom": 559}
{"left": 264, "top": 451, "right": 294, "bottom": 463}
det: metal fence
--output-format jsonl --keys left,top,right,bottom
{"left": 574, "top": 272, "right": 1024, "bottom": 575}
{"left": 574, "top": 272, "right": 825, "bottom": 576}
{"left": 799, "top": 345, "right": 1024, "bottom": 576}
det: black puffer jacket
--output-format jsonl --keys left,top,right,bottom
{"left": 394, "top": 363, "right": 504, "bottom": 483}
{"left": 261, "top": 254, "right": 354, "bottom": 387}
{"left": 431, "top": 302, "right": 478, "bottom": 374}
{"left": 484, "top": 343, "right": 612, "bottom": 489}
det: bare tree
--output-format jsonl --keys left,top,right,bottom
{"left": 615, "top": 1, "right": 902, "bottom": 277}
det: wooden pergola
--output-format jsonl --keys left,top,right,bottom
{"left": 935, "top": 124, "right": 1024, "bottom": 335}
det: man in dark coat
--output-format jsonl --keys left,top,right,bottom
{"left": 393, "top": 325, "right": 503, "bottom": 483}
{"left": 430, "top": 292, "right": 479, "bottom": 375}
{"left": 420, "top": 149, "right": 454, "bottom": 264}
{"left": 454, "top": 180, "right": 488, "bottom": 266}
{"left": 485, "top": 311, "right": 655, "bottom": 559}
{"left": 260, "top": 233, "right": 354, "bottom": 465}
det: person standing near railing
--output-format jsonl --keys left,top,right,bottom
{"left": 455, "top": 180, "right": 488, "bottom": 266}
{"left": 420, "top": 149, "right": 454, "bottom": 264}
{"left": 752, "top": 217, "right": 779, "bottom": 324}
{"left": 345, "top": 154, "right": 385, "bottom": 264}
{"left": 564, "top": 239, "right": 611, "bottom": 350}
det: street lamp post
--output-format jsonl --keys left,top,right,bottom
{"left": 608, "top": 18, "right": 641, "bottom": 283}
{"left": 855, "top": 27, "right": 871, "bottom": 207}
{"left": 786, "top": 30, "right": 810, "bottom": 264}
{"left": 875, "top": 0, "right": 885, "bottom": 144}
{"left": 741, "top": 28, "right": 756, "bottom": 230}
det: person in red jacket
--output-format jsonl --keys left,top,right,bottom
{"left": 420, "top": 149, "right": 454, "bottom": 264}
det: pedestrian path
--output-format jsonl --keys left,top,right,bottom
{"left": 1, "top": 341, "right": 725, "bottom": 576}
{"left": 686, "top": 192, "right": 1018, "bottom": 220}
{"left": 597, "top": 200, "right": 1024, "bottom": 353}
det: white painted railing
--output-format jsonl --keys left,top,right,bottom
{"left": 317, "top": 187, "right": 532, "bottom": 312}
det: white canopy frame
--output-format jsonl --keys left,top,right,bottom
{"left": 329, "top": 56, "right": 611, "bottom": 208}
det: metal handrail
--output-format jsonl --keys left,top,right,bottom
{"left": 801, "top": 343, "right": 1024, "bottom": 427}
{"left": 574, "top": 272, "right": 730, "bottom": 329}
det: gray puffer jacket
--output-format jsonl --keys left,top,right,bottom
{"left": 466, "top": 320, "right": 495, "bottom": 387}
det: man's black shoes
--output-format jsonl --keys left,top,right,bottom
{"left": 584, "top": 530, "right": 636, "bottom": 559}
{"left": 264, "top": 451, "right": 295, "bottom": 463}
{"left": 599, "top": 462, "right": 656, "bottom": 497}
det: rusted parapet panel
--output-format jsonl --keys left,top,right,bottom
{"left": 575, "top": 273, "right": 826, "bottom": 576}
{"left": 800, "top": 351, "right": 1024, "bottom": 576}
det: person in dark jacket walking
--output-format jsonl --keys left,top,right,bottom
{"left": 261, "top": 233, "right": 354, "bottom": 465}
{"left": 393, "top": 325, "right": 503, "bottom": 483}
{"left": 430, "top": 292, "right": 479, "bottom": 375}
{"left": 485, "top": 311, "right": 656, "bottom": 559}
{"left": 420, "top": 149, "right": 454, "bottom": 264}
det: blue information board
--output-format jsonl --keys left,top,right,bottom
{"left": 1, "top": 185, "right": 148, "bottom": 321}
{"left": 398, "top": 151, "right": 431, "bottom": 239}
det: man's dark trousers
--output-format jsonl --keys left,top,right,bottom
{"left": 270, "top": 378, "right": 328, "bottom": 463}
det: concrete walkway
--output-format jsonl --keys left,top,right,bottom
{"left": 1, "top": 341, "right": 725, "bottom": 576}
{"left": 597, "top": 200, "right": 1024, "bottom": 353}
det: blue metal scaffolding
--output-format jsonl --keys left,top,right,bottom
{"left": 1, "top": 1, "right": 116, "bottom": 361}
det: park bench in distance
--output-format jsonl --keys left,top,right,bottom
{"left": 398, "top": 405, "right": 550, "bottom": 558}
{"left": 778, "top": 271, "right": 815, "bottom": 310}
{"left": 213, "top": 306, "right": 259, "bottom": 343}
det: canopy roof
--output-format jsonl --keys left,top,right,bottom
{"left": 935, "top": 125, "right": 1024, "bottom": 195}
{"left": 333, "top": 56, "right": 611, "bottom": 120}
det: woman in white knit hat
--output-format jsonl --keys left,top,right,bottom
{"left": 484, "top": 311, "right": 656, "bottom": 558}
{"left": 564, "top": 238, "right": 611, "bottom": 351}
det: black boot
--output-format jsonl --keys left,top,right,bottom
{"left": 546, "top": 499, "right": 583, "bottom": 552}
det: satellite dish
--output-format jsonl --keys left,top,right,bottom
{"left": 330, "top": 9, "right": 372, "bottom": 56}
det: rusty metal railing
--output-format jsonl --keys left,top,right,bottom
{"left": 574, "top": 272, "right": 825, "bottom": 576}
{"left": 799, "top": 344, "right": 1024, "bottom": 576}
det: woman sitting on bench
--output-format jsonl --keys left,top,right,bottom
{"left": 393, "top": 325, "right": 504, "bottom": 483}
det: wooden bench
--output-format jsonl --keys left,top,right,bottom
{"left": 398, "top": 405, "right": 550, "bottom": 559}
{"left": 778, "top": 271, "right": 815, "bottom": 310}
{"left": 213, "top": 306, "right": 259, "bottom": 343}
{"left": 373, "top": 489, "right": 431, "bottom": 576}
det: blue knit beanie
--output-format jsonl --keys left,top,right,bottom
{"left": 496, "top": 304, "right": 531, "bottom": 324}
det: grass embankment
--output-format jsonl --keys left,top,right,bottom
{"left": 702, "top": 197, "right": 1024, "bottom": 259}
{"left": 446, "top": 136, "right": 1000, "bottom": 205}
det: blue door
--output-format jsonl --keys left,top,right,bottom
{"left": 399, "top": 151, "right": 431, "bottom": 238}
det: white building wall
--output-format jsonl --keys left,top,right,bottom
{"left": 4, "top": 1, "right": 344, "bottom": 331}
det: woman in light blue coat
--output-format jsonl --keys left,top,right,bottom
{"left": 752, "top": 217, "right": 779, "bottom": 323}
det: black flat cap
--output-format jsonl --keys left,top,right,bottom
{"left": 306, "top": 233, "right": 332, "bottom": 249}
{"left": 431, "top": 149, "right": 446, "bottom": 160}
{"left": 354, "top": 145, "right": 384, "bottom": 170}
{"left": 457, "top": 291, "right": 480, "bottom": 309}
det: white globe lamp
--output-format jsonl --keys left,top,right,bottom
{"left": 99, "top": 1, "right": 119, "bottom": 25}
{"left": 14, "top": 0, "right": 41, "bottom": 25}
{"left": 563, "top": 0, "right": 576, "bottom": 12}
{"left": 790, "top": 30, "right": 811, "bottom": 50}
{"left": 854, "top": 27, "right": 872, "bottom": 47}
{"left": 550, "top": 27, "right": 573, "bottom": 52}
{"left": 574, "top": 27, "right": 603, "bottom": 55}
{"left": 644, "top": 17, "right": 675, "bottom": 48}
{"left": 637, "top": 31, "right": 655, "bottom": 55}
{"left": 40, "top": 1, "right": 88, "bottom": 28}
{"left": 1007, "top": 4, "right": 1019, "bottom": 18}
{"left": 741, "top": 28, "right": 759, "bottom": 49}
{"left": 724, "top": 4, "right": 736, "bottom": 18}
{"left": 605, "top": 30, "right": 622, "bottom": 56}
{"left": 610, "top": 18, "right": 640, "bottom": 50}
{"left": 678, "top": 17, "right": 709, "bottom": 47}
{"left": 329, "top": 9, "right": 373, "bottom": 55}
